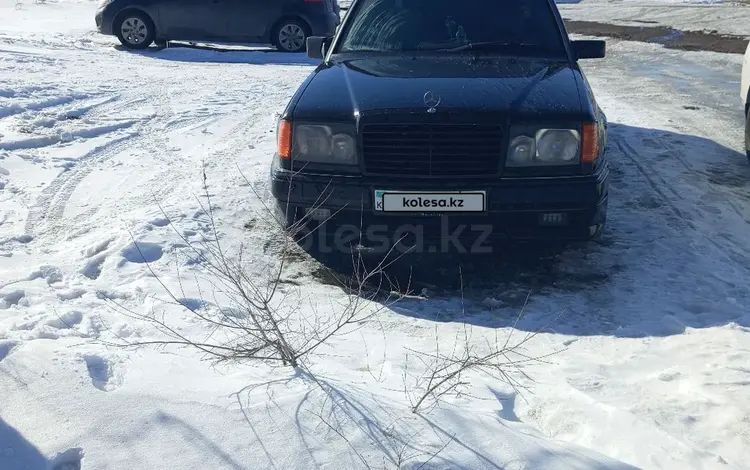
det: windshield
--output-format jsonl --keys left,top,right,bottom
{"left": 336, "top": 0, "right": 567, "bottom": 56}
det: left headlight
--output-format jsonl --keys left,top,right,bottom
{"left": 506, "top": 128, "right": 580, "bottom": 167}
{"left": 292, "top": 123, "right": 358, "bottom": 166}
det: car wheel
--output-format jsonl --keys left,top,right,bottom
{"left": 273, "top": 19, "right": 309, "bottom": 53}
{"left": 745, "top": 105, "right": 750, "bottom": 163}
{"left": 115, "top": 11, "right": 155, "bottom": 50}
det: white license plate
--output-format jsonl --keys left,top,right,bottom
{"left": 374, "top": 190, "right": 486, "bottom": 212}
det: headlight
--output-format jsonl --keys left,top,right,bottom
{"left": 508, "top": 136, "right": 535, "bottom": 165}
{"left": 536, "top": 129, "right": 580, "bottom": 162}
{"left": 506, "top": 128, "right": 580, "bottom": 167}
{"left": 293, "top": 123, "right": 358, "bottom": 165}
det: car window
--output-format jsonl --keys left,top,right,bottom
{"left": 336, "top": 0, "right": 567, "bottom": 56}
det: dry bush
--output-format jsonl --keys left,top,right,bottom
{"left": 103, "top": 164, "right": 405, "bottom": 369}
{"left": 403, "top": 276, "right": 565, "bottom": 414}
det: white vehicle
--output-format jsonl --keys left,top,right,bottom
{"left": 741, "top": 40, "right": 750, "bottom": 161}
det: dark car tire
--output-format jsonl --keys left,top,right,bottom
{"left": 272, "top": 19, "right": 310, "bottom": 53}
{"left": 114, "top": 11, "right": 155, "bottom": 50}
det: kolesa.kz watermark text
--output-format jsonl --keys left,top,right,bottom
{"left": 296, "top": 218, "right": 494, "bottom": 254}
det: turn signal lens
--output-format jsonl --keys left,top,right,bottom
{"left": 277, "top": 119, "right": 292, "bottom": 160}
{"left": 581, "top": 122, "right": 600, "bottom": 163}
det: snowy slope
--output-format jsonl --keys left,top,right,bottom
{"left": 2, "top": 1, "right": 750, "bottom": 470}
{"left": 558, "top": 0, "right": 750, "bottom": 37}
{"left": 339, "top": 0, "right": 750, "bottom": 38}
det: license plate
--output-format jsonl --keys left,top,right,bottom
{"left": 374, "top": 190, "right": 486, "bottom": 212}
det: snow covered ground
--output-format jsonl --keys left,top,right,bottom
{"left": 558, "top": 0, "right": 750, "bottom": 37}
{"left": 2, "top": 1, "right": 750, "bottom": 469}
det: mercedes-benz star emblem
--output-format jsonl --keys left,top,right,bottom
{"left": 423, "top": 91, "right": 441, "bottom": 113}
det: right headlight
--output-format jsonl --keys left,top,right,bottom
{"left": 506, "top": 128, "right": 580, "bottom": 167}
{"left": 292, "top": 123, "right": 358, "bottom": 166}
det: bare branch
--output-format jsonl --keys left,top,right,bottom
{"left": 404, "top": 275, "right": 562, "bottom": 414}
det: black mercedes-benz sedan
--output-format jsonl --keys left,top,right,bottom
{"left": 270, "top": 0, "right": 609, "bottom": 253}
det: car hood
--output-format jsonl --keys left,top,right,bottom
{"left": 292, "top": 56, "right": 586, "bottom": 120}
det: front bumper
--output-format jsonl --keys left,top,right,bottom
{"left": 270, "top": 164, "right": 609, "bottom": 248}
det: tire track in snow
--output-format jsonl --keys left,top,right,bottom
{"left": 56, "top": 111, "right": 271, "bottom": 281}
{"left": 615, "top": 139, "right": 694, "bottom": 228}
{"left": 637, "top": 130, "right": 750, "bottom": 223}
{"left": 613, "top": 134, "right": 750, "bottom": 273}
{"left": 23, "top": 132, "right": 138, "bottom": 236}
{"left": 83, "top": 108, "right": 259, "bottom": 236}
{"left": 23, "top": 88, "right": 209, "bottom": 242}
{"left": 0, "top": 92, "right": 153, "bottom": 157}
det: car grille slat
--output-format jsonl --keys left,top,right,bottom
{"left": 362, "top": 123, "right": 503, "bottom": 177}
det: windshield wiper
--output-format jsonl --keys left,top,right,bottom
{"left": 437, "top": 41, "right": 542, "bottom": 52}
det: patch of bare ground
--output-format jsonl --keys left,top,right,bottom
{"left": 564, "top": 19, "right": 748, "bottom": 54}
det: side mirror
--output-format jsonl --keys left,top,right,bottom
{"left": 571, "top": 39, "right": 606, "bottom": 59}
{"left": 306, "top": 36, "right": 329, "bottom": 60}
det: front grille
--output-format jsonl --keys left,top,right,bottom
{"left": 361, "top": 123, "right": 504, "bottom": 177}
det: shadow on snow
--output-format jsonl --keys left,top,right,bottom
{"left": 0, "top": 418, "right": 83, "bottom": 470}
{"left": 0, "top": 419, "right": 47, "bottom": 470}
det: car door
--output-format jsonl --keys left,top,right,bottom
{"left": 223, "top": 0, "right": 281, "bottom": 42}
{"left": 157, "top": 0, "right": 227, "bottom": 41}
